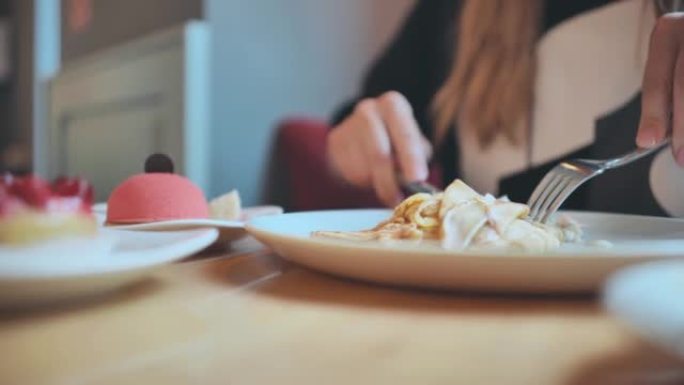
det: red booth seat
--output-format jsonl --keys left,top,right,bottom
{"left": 274, "top": 118, "right": 442, "bottom": 211}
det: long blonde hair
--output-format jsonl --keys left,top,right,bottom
{"left": 432, "top": 0, "right": 543, "bottom": 147}
{"left": 432, "top": 0, "right": 543, "bottom": 148}
{"left": 432, "top": 0, "right": 671, "bottom": 149}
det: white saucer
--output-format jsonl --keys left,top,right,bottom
{"left": 92, "top": 204, "right": 283, "bottom": 242}
{"left": 604, "top": 260, "right": 684, "bottom": 358}
{"left": 0, "top": 228, "right": 218, "bottom": 306}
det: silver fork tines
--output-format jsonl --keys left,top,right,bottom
{"left": 527, "top": 139, "right": 671, "bottom": 223}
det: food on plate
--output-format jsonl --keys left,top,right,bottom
{"left": 107, "top": 154, "right": 243, "bottom": 224}
{"left": 107, "top": 173, "right": 210, "bottom": 224}
{"left": 313, "top": 179, "right": 581, "bottom": 252}
{"left": 209, "top": 189, "right": 241, "bottom": 221}
{"left": 0, "top": 174, "right": 97, "bottom": 245}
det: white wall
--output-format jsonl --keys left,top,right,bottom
{"left": 206, "top": 0, "right": 415, "bottom": 205}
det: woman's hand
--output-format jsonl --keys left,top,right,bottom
{"left": 327, "top": 91, "right": 432, "bottom": 206}
{"left": 637, "top": 13, "right": 684, "bottom": 164}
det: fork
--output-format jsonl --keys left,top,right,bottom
{"left": 527, "top": 138, "right": 671, "bottom": 223}
{"left": 401, "top": 179, "right": 441, "bottom": 195}
{"left": 395, "top": 171, "right": 442, "bottom": 195}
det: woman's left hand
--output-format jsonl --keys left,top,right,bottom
{"left": 637, "top": 13, "right": 684, "bottom": 165}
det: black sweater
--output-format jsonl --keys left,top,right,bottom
{"left": 333, "top": 0, "right": 667, "bottom": 216}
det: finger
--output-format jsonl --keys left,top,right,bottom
{"left": 355, "top": 98, "right": 402, "bottom": 205}
{"left": 372, "top": 156, "right": 403, "bottom": 207}
{"left": 421, "top": 136, "right": 434, "bottom": 161}
{"left": 326, "top": 125, "right": 349, "bottom": 178}
{"left": 377, "top": 91, "right": 429, "bottom": 182}
{"left": 673, "top": 49, "right": 684, "bottom": 166}
{"left": 637, "top": 16, "right": 678, "bottom": 148}
{"left": 327, "top": 117, "right": 372, "bottom": 186}
{"left": 341, "top": 137, "right": 371, "bottom": 186}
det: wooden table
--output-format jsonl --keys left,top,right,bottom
{"left": 1, "top": 238, "right": 683, "bottom": 385}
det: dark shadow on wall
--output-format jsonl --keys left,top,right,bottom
{"left": 260, "top": 120, "right": 291, "bottom": 210}
{"left": 60, "top": 0, "right": 202, "bottom": 63}
{"left": 1, "top": 0, "right": 33, "bottom": 173}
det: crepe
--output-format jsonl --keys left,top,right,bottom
{"left": 313, "top": 179, "right": 581, "bottom": 252}
{"left": 209, "top": 189, "right": 242, "bottom": 220}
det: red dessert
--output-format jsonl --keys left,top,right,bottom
{"left": 0, "top": 174, "right": 96, "bottom": 244}
{"left": 106, "top": 173, "right": 209, "bottom": 224}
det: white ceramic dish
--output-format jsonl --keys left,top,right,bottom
{"left": 92, "top": 203, "right": 282, "bottom": 242}
{"left": 604, "top": 260, "right": 684, "bottom": 358}
{"left": 0, "top": 228, "right": 218, "bottom": 306}
{"left": 247, "top": 209, "right": 684, "bottom": 293}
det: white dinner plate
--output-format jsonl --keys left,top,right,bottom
{"left": 0, "top": 228, "right": 218, "bottom": 306}
{"left": 604, "top": 261, "right": 684, "bottom": 358}
{"left": 247, "top": 209, "right": 684, "bottom": 293}
{"left": 92, "top": 203, "right": 283, "bottom": 242}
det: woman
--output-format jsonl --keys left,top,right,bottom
{"left": 328, "top": 0, "right": 684, "bottom": 217}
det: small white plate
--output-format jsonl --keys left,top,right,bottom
{"left": 247, "top": 209, "right": 684, "bottom": 293}
{"left": 604, "top": 261, "right": 684, "bottom": 358}
{"left": 92, "top": 204, "right": 283, "bottom": 242}
{"left": 0, "top": 228, "right": 218, "bottom": 306}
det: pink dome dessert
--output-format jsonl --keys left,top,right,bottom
{"left": 107, "top": 173, "right": 209, "bottom": 224}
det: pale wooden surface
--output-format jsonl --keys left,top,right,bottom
{"left": 1, "top": 239, "right": 683, "bottom": 385}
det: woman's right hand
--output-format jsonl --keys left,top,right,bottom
{"left": 327, "top": 91, "right": 433, "bottom": 207}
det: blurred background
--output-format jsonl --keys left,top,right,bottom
{"left": 1, "top": 0, "right": 414, "bottom": 205}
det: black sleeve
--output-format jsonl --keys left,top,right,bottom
{"left": 331, "top": 0, "right": 460, "bottom": 141}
